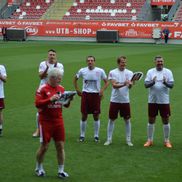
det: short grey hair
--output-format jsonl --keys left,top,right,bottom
{"left": 154, "top": 55, "right": 163, "bottom": 61}
{"left": 48, "top": 68, "right": 63, "bottom": 79}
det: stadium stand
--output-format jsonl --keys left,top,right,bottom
{"left": 3, "top": 0, "right": 182, "bottom": 22}
{"left": 41, "top": 0, "right": 74, "bottom": 20}
{"left": 62, "top": 0, "right": 146, "bottom": 21}
{"left": 10, "top": 0, "right": 54, "bottom": 19}
{"left": 0, "top": 0, "right": 6, "bottom": 18}
{"left": 173, "top": 1, "right": 182, "bottom": 21}
{"left": 8, "top": 0, "right": 146, "bottom": 20}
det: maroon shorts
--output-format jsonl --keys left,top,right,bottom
{"left": 109, "top": 102, "right": 131, "bottom": 120}
{"left": 0, "top": 98, "right": 5, "bottom": 109}
{"left": 81, "top": 92, "right": 101, "bottom": 115}
{"left": 39, "top": 121, "right": 65, "bottom": 144}
{"left": 148, "top": 103, "right": 171, "bottom": 118}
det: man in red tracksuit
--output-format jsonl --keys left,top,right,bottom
{"left": 35, "top": 68, "right": 72, "bottom": 179}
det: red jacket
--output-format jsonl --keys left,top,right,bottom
{"left": 35, "top": 83, "right": 65, "bottom": 124}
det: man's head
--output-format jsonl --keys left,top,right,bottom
{"left": 117, "top": 56, "right": 127, "bottom": 71}
{"left": 48, "top": 49, "right": 57, "bottom": 63}
{"left": 86, "top": 56, "right": 95, "bottom": 70}
{"left": 48, "top": 68, "right": 63, "bottom": 87}
{"left": 154, "top": 55, "right": 164, "bottom": 71}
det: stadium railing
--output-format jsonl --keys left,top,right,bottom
{"left": 137, "top": 1, "right": 152, "bottom": 21}
{"left": 168, "top": 0, "right": 181, "bottom": 21}
{"left": 0, "top": 0, "right": 24, "bottom": 19}
{"left": 0, "top": 0, "right": 7, "bottom": 18}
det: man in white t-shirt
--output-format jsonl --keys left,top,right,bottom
{"left": 104, "top": 56, "right": 135, "bottom": 146}
{"left": 144, "top": 56, "right": 174, "bottom": 148}
{"left": 73, "top": 56, "right": 108, "bottom": 142}
{"left": 0, "top": 65, "right": 7, "bottom": 136}
{"left": 32, "top": 49, "right": 64, "bottom": 137}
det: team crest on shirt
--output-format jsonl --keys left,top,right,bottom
{"left": 47, "top": 92, "right": 51, "bottom": 95}
{"left": 125, "top": 73, "right": 129, "bottom": 80}
{"left": 96, "top": 71, "right": 100, "bottom": 77}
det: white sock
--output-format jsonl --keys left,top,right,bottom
{"left": 125, "top": 119, "right": 131, "bottom": 142}
{"left": 163, "top": 123, "right": 170, "bottom": 142}
{"left": 147, "top": 123, "right": 155, "bottom": 141}
{"left": 36, "top": 162, "right": 43, "bottom": 170}
{"left": 36, "top": 112, "right": 39, "bottom": 128}
{"left": 80, "top": 120, "right": 87, "bottom": 137}
{"left": 107, "top": 119, "right": 115, "bottom": 141}
{"left": 94, "top": 120, "right": 100, "bottom": 138}
{"left": 58, "top": 164, "right": 64, "bottom": 173}
{"left": 0, "top": 124, "right": 2, "bottom": 130}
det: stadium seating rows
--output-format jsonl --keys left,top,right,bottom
{"left": 8, "top": 0, "right": 182, "bottom": 21}
{"left": 9, "top": 0, "right": 145, "bottom": 20}
{"left": 63, "top": 0, "right": 145, "bottom": 20}
{"left": 10, "top": 0, "right": 54, "bottom": 19}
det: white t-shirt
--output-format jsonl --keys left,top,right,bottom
{"left": 145, "top": 68, "right": 174, "bottom": 104}
{"left": 0, "top": 65, "right": 7, "bottom": 98}
{"left": 39, "top": 61, "right": 64, "bottom": 86}
{"left": 109, "top": 68, "right": 133, "bottom": 103}
{"left": 76, "top": 67, "right": 107, "bottom": 93}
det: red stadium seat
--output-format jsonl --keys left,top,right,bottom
{"left": 63, "top": 0, "right": 145, "bottom": 20}
{"left": 10, "top": 0, "right": 54, "bottom": 19}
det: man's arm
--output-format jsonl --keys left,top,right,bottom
{"left": 39, "top": 66, "right": 49, "bottom": 79}
{"left": 35, "top": 91, "right": 61, "bottom": 108}
{"left": 35, "top": 91, "right": 51, "bottom": 108}
{"left": 0, "top": 66, "right": 7, "bottom": 82}
{"left": 73, "top": 76, "right": 82, "bottom": 96}
{"left": 0, "top": 75, "right": 7, "bottom": 83}
{"left": 144, "top": 76, "right": 156, "bottom": 88}
{"left": 163, "top": 79, "right": 174, "bottom": 89}
{"left": 99, "top": 78, "right": 109, "bottom": 96}
{"left": 111, "top": 79, "right": 132, "bottom": 89}
{"left": 163, "top": 81, "right": 174, "bottom": 89}
{"left": 144, "top": 80, "right": 155, "bottom": 88}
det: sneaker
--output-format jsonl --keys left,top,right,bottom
{"left": 58, "top": 171, "right": 69, "bottom": 179}
{"left": 35, "top": 169, "right": 45, "bottom": 177}
{"left": 164, "top": 141, "right": 172, "bottom": 148}
{"left": 32, "top": 129, "right": 40, "bottom": 137}
{"left": 79, "top": 136, "right": 85, "bottom": 142}
{"left": 94, "top": 137, "right": 99, "bottom": 143}
{"left": 144, "top": 140, "right": 153, "bottom": 147}
{"left": 104, "top": 140, "right": 112, "bottom": 146}
{"left": 126, "top": 141, "right": 134, "bottom": 147}
{"left": 0, "top": 129, "right": 2, "bottom": 137}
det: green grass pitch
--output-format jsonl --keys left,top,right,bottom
{"left": 0, "top": 41, "right": 182, "bottom": 182}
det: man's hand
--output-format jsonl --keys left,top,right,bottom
{"left": 152, "top": 76, "right": 157, "bottom": 82}
{"left": 125, "top": 80, "right": 133, "bottom": 87}
{"left": 0, "top": 74, "right": 7, "bottom": 82}
{"left": 76, "top": 90, "right": 82, "bottom": 97}
{"left": 50, "top": 94, "right": 60, "bottom": 102}
{"left": 163, "top": 76, "right": 167, "bottom": 83}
